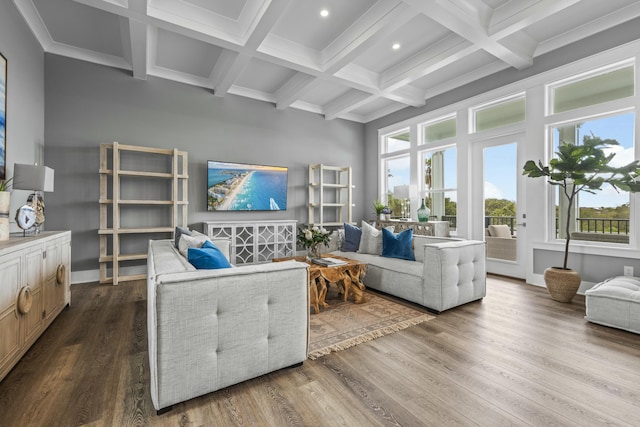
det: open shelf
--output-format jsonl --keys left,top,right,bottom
{"left": 99, "top": 142, "right": 188, "bottom": 285}
{"left": 308, "top": 164, "right": 353, "bottom": 228}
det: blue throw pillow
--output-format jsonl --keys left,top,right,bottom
{"left": 188, "top": 240, "right": 232, "bottom": 269}
{"left": 342, "top": 222, "right": 362, "bottom": 252}
{"left": 381, "top": 228, "right": 415, "bottom": 261}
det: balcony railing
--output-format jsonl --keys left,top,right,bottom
{"left": 435, "top": 216, "right": 630, "bottom": 238}
{"left": 577, "top": 218, "right": 629, "bottom": 234}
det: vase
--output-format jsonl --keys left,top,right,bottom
{"left": 0, "top": 191, "right": 10, "bottom": 241}
{"left": 543, "top": 267, "right": 581, "bottom": 302}
{"left": 417, "top": 198, "right": 430, "bottom": 222}
{"left": 308, "top": 245, "right": 321, "bottom": 260}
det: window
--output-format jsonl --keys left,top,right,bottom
{"left": 472, "top": 95, "right": 525, "bottom": 132}
{"left": 421, "top": 147, "right": 457, "bottom": 230}
{"left": 551, "top": 112, "right": 634, "bottom": 244}
{"left": 383, "top": 155, "right": 411, "bottom": 218}
{"left": 550, "top": 64, "right": 634, "bottom": 113}
{"left": 384, "top": 129, "right": 410, "bottom": 153}
{"left": 422, "top": 116, "right": 456, "bottom": 145}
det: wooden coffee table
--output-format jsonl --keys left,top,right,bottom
{"left": 273, "top": 255, "right": 367, "bottom": 314}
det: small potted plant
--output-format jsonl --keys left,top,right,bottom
{"left": 523, "top": 135, "right": 640, "bottom": 302}
{"left": 373, "top": 199, "right": 385, "bottom": 219}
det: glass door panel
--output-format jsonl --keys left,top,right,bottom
{"left": 473, "top": 134, "right": 526, "bottom": 278}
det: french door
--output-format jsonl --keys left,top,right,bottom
{"left": 472, "top": 133, "right": 527, "bottom": 279}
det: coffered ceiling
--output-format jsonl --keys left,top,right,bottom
{"left": 13, "top": 0, "right": 640, "bottom": 123}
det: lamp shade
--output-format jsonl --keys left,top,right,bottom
{"left": 393, "top": 184, "right": 417, "bottom": 199}
{"left": 13, "top": 164, "right": 55, "bottom": 192}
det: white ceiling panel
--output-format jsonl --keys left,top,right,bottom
{"left": 411, "top": 50, "right": 498, "bottom": 91}
{"left": 33, "top": 0, "right": 123, "bottom": 57}
{"left": 235, "top": 58, "right": 297, "bottom": 94}
{"left": 14, "top": 0, "right": 640, "bottom": 122}
{"left": 353, "top": 14, "right": 451, "bottom": 73}
{"left": 182, "top": 0, "right": 249, "bottom": 20}
{"left": 298, "top": 80, "right": 352, "bottom": 107}
{"left": 269, "top": 0, "right": 378, "bottom": 51}
{"left": 155, "top": 30, "right": 222, "bottom": 78}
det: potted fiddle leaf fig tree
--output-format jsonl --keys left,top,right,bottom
{"left": 523, "top": 135, "right": 640, "bottom": 302}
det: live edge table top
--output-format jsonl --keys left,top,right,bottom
{"left": 273, "top": 255, "right": 367, "bottom": 313}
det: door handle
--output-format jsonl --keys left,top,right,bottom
{"left": 517, "top": 222, "right": 526, "bottom": 227}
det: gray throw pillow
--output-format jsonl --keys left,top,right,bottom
{"left": 175, "top": 226, "right": 191, "bottom": 248}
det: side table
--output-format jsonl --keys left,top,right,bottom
{"left": 273, "top": 255, "right": 367, "bottom": 313}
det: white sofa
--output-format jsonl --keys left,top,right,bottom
{"left": 147, "top": 239, "right": 310, "bottom": 413}
{"left": 328, "top": 232, "right": 486, "bottom": 313}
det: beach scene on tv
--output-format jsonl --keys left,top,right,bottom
{"left": 207, "top": 161, "right": 288, "bottom": 211}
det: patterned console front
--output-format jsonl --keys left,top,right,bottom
{"left": 204, "top": 220, "right": 296, "bottom": 264}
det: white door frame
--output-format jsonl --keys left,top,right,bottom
{"left": 472, "top": 132, "right": 527, "bottom": 279}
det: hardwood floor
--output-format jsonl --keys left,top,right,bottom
{"left": 0, "top": 275, "right": 638, "bottom": 426}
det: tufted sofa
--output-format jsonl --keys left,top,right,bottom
{"left": 328, "top": 232, "right": 486, "bottom": 313}
{"left": 147, "top": 239, "right": 310, "bottom": 413}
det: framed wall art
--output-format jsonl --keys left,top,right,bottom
{"left": 0, "top": 52, "right": 6, "bottom": 180}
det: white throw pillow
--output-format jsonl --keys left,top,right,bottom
{"left": 488, "top": 224, "right": 511, "bottom": 238}
{"left": 210, "top": 238, "right": 231, "bottom": 263}
{"left": 178, "top": 234, "right": 210, "bottom": 258}
{"left": 359, "top": 221, "right": 394, "bottom": 255}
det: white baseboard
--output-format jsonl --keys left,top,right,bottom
{"left": 71, "top": 265, "right": 146, "bottom": 285}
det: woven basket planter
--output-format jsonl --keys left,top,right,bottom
{"left": 543, "top": 267, "right": 581, "bottom": 302}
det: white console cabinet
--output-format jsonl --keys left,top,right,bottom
{"left": 204, "top": 220, "right": 296, "bottom": 264}
{"left": 0, "top": 231, "right": 71, "bottom": 382}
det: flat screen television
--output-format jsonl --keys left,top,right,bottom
{"left": 207, "top": 160, "right": 288, "bottom": 211}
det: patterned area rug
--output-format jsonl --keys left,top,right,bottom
{"left": 308, "top": 288, "right": 435, "bottom": 359}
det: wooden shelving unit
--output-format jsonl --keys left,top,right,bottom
{"left": 308, "top": 164, "right": 353, "bottom": 227}
{"left": 99, "top": 142, "right": 188, "bottom": 285}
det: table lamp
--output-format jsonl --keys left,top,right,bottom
{"left": 393, "top": 184, "right": 417, "bottom": 220}
{"left": 13, "top": 164, "right": 55, "bottom": 234}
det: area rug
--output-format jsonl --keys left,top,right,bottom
{"left": 308, "top": 289, "right": 435, "bottom": 359}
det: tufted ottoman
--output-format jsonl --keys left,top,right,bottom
{"left": 585, "top": 276, "right": 640, "bottom": 334}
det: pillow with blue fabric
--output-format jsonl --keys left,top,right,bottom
{"left": 342, "top": 222, "right": 362, "bottom": 252}
{"left": 188, "top": 240, "right": 232, "bottom": 269}
{"left": 381, "top": 228, "right": 415, "bottom": 261}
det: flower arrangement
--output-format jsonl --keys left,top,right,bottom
{"left": 297, "top": 225, "right": 331, "bottom": 259}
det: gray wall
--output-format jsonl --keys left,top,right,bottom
{"left": 1, "top": 1, "right": 45, "bottom": 230}
{"left": 43, "top": 55, "right": 365, "bottom": 273}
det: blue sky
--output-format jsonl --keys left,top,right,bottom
{"left": 553, "top": 112, "right": 634, "bottom": 208}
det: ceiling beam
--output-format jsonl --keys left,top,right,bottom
{"left": 242, "top": 0, "right": 292, "bottom": 50}
{"left": 210, "top": 51, "right": 251, "bottom": 97}
{"left": 322, "top": 0, "right": 415, "bottom": 73}
{"left": 274, "top": 72, "right": 318, "bottom": 110}
{"left": 12, "top": 0, "right": 54, "bottom": 50}
{"left": 380, "top": 35, "right": 476, "bottom": 91}
{"left": 122, "top": 18, "right": 148, "bottom": 80}
{"left": 324, "top": 90, "right": 378, "bottom": 121}
{"left": 489, "top": 0, "right": 581, "bottom": 37}
{"left": 403, "top": 0, "right": 534, "bottom": 69}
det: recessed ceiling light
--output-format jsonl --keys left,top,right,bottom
{"left": 392, "top": 43, "right": 401, "bottom": 50}
{"left": 320, "top": 9, "right": 329, "bottom": 17}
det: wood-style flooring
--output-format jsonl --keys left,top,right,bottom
{"left": 0, "top": 275, "right": 638, "bottom": 426}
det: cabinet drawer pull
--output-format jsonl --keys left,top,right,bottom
{"left": 56, "top": 264, "right": 66, "bottom": 285}
{"left": 17, "top": 286, "right": 33, "bottom": 314}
